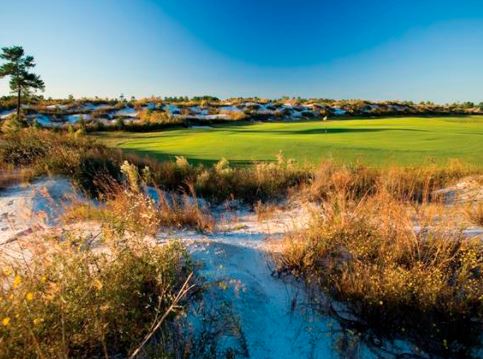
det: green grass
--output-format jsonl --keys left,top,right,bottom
{"left": 93, "top": 116, "right": 483, "bottom": 167}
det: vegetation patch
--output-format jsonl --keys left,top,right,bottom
{"left": 0, "top": 234, "right": 193, "bottom": 358}
{"left": 277, "top": 186, "right": 483, "bottom": 357}
{"left": 63, "top": 161, "right": 215, "bottom": 234}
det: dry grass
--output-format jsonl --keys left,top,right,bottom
{"left": 220, "top": 110, "right": 248, "bottom": 121}
{"left": 464, "top": 203, "right": 483, "bottom": 226}
{"left": 254, "top": 200, "right": 283, "bottom": 222}
{"left": 0, "top": 128, "right": 122, "bottom": 196}
{"left": 63, "top": 162, "right": 215, "bottom": 235}
{"left": 0, "top": 158, "right": 212, "bottom": 358}
{"left": 306, "top": 159, "right": 476, "bottom": 203}
{"left": 63, "top": 187, "right": 214, "bottom": 235}
{"left": 191, "top": 154, "right": 310, "bottom": 203}
{"left": 277, "top": 186, "right": 482, "bottom": 357}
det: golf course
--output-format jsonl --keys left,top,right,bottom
{"left": 95, "top": 116, "right": 483, "bottom": 167}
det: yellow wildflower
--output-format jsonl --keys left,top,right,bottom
{"left": 93, "top": 279, "right": 103, "bottom": 291}
{"left": 26, "top": 292, "right": 34, "bottom": 301}
{"left": 2, "top": 317, "right": 10, "bottom": 326}
{"left": 13, "top": 275, "right": 22, "bottom": 288}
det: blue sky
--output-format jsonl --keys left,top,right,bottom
{"left": 0, "top": 0, "right": 482, "bottom": 102}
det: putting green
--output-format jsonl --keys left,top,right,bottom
{"left": 94, "top": 116, "right": 483, "bottom": 167}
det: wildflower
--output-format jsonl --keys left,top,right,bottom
{"left": 13, "top": 275, "right": 22, "bottom": 288}
{"left": 33, "top": 318, "right": 43, "bottom": 326}
{"left": 2, "top": 317, "right": 10, "bottom": 326}
{"left": 93, "top": 279, "right": 103, "bottom": 291}
{"left": 26, "top": 292, "right": 34, "bottom": 301}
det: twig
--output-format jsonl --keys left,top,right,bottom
{"left": 128, "top": 272, "right": 194, "bottom": 359}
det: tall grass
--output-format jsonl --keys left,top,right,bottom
{"left": 278, "top": 187, "right": 483, "bottom": 357}
{"left": 120, "top": 152, "right": 311, "bottom": 204}
{"left": 465, "top": 203, "right": 483, "bottom": 226}
{"left": 306, "top": 159, "right": 477, "bottom": 203}
{"left": 63, "top": 162, "right": 215, "bottom": 234}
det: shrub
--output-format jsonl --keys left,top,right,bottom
{"left": 139, "top": 109, "right": 179, "bottom": 125}
{"left": 0, "top": 235, "right": 192, "bottom": 358}
{"left": 192, "top": 154, "right": 309, "bottom": 204}
{"left": 220, "top": 110, "right": 248, "bottom": 121}
{"left": 1, "top": 116, "right": 23, "bottom": 133}
{"left": 0, "top": 128, "right": 122, "bottom": 195}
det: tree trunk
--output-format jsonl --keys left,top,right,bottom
{"left": 16, "top": 88, "right": 21, "bottom": 120}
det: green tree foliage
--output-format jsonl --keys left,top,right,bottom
{"left": 0, "top": 46, "right": 45, "bottom": 121}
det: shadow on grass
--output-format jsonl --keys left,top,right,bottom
{"left": 121, "top": 148, "right": 259, "bottom": 167}
{"left": 231, "top": 127, "right": 429, "bottom": 135}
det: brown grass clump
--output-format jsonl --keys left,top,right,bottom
{"left": 220, "top": 110, "right": 248, "bottom": 121}
{"left": 306, "top": 159, "right": 477, "bottom": 203}
{"left": 63, "top": 161, "right": 214, "bottom": 234}
{"left": 138, "top": 109, "right": 180, "bottom": 124}
{"left": 0, "top": 234, "right": 192, "bottom": 358}
{"left": 464, "top": 203, "right": 483, "bottom": 226}
{"left": 278, "top": 190, "right": 482, "bottom": 357}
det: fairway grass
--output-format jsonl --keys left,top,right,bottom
{"left": 93, "top": 116, "right": 483, "bottom": 167}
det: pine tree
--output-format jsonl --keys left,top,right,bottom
{"left": 0, "top": 46, "right": 45, "bottom": 121}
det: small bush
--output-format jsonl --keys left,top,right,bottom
{"left": 0, "top": 236, "right": 192, "bottom": 358}
{"left": 220, "top": 110, "right": 248, "bottom": 121}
